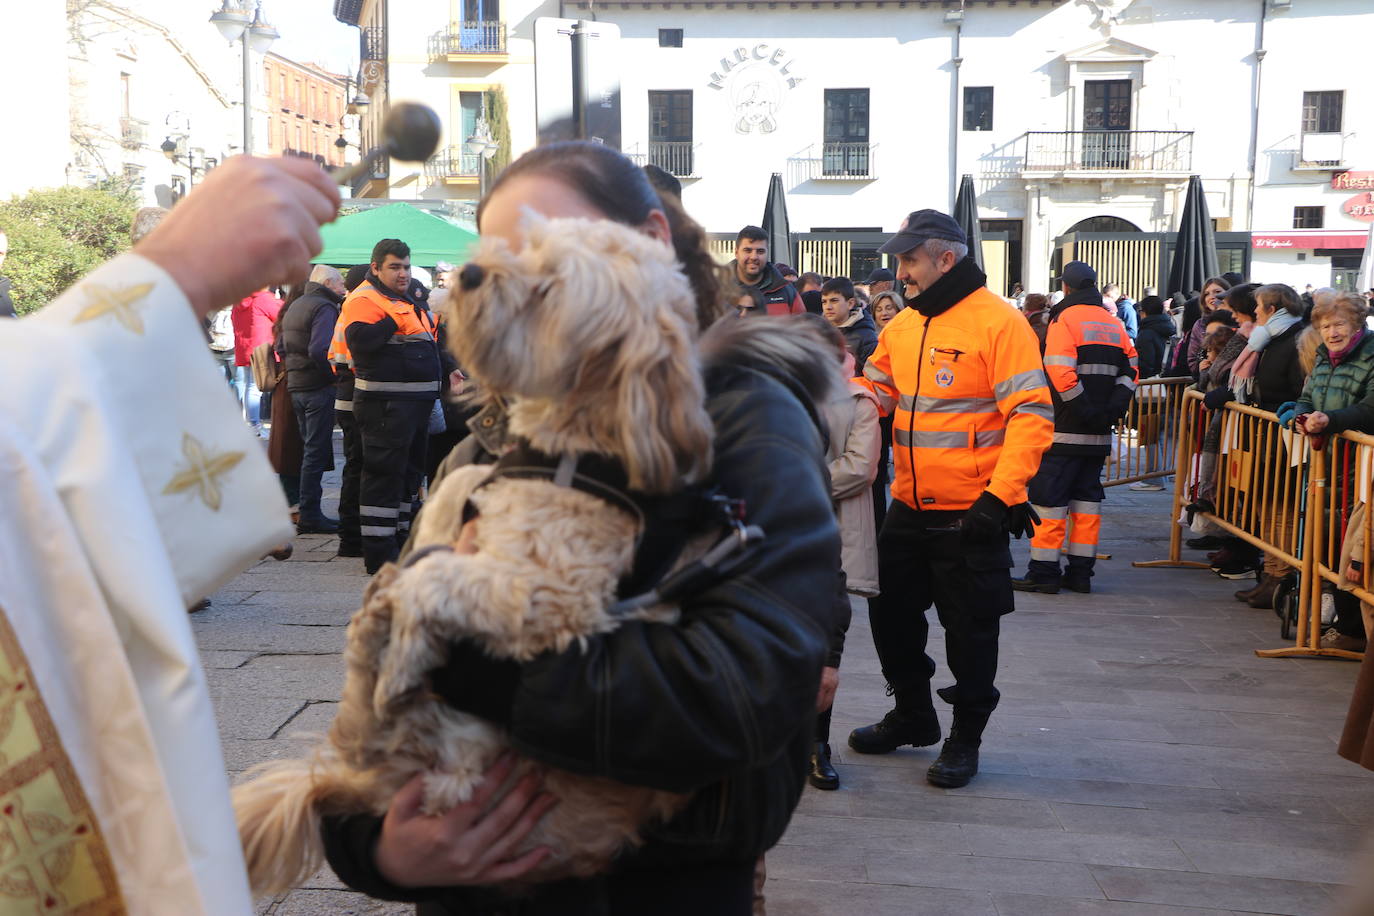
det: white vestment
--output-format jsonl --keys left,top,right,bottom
{"left": 0, "top": 255, "right": 293, "bottom": 914}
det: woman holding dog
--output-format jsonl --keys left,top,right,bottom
{"left": 320, "top": 143, "right": 846, "bottom": 915}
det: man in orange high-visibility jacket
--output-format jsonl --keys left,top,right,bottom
{"left": 336, "top": 238, "right": 443, "bottom": 574}
{"left": 1013, "top": 261, "right": 1138, "bottom": 595}
{"left": 848, "top": 209, "right": 1053, "bottom": 789}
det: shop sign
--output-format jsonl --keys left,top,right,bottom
{"left": 1252, "top": 232, "right": 1367, "bottom": 250}
{"left": 1341, "top": 191, "right": 1374, "bottom": 223}
{"left": 1333, "top": 171, "right": 1374, "bottom": 191}
{"left": 706, "top": 44, "right": 804, "bottom": 135}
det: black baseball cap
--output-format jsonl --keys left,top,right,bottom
{"left": 866, "top": 268, "right": 895, "bottom": 284}
{"left": 879, "top": 210, "right": 967, "bottom": 255}
{"left": 1061, "top": 261, "right": 1098, "bottom": 291}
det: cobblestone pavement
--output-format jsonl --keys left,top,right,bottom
{"left": 199, "top": 452, "right": 1374, "bottom": 915}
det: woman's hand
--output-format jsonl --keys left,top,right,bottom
{"left": 816, "top": 666, "right": 839, "bottom": 713}
{"left": 374, "top": 754, "right": 558, "bottom": 889}
{"left": 1303, "top": 411, "right": 1330, "bottom": 434}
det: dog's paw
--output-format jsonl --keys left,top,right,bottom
{"left": 421, "top": 769, "right": 479, "bottom": 815}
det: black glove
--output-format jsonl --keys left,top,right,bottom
{"left": 427, "top": 639, "right": 522, "bottom": 728}
{"left": 1007, "top": 502, "right": 1042, "bottom": 540}
{"left": 961, "top": 491, "right": 1008, "bottom": 546}
{"left": 1202, "top": 387, "right": 1234, "bottom": 411}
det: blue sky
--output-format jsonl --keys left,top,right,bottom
{"left": 262, "top": 0, "right": 358, "bottom": 75}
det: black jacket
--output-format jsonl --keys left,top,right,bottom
{"left": 344, "top": 275, "right": 444, "bottom": 401}
{"left": 839, "top": 309, "right": 879, "bottom": 375}
{"left": 1254, "top": 319, "right": 1307, "bottom": 413}
{"left": 280, "top": 282, "right": 342, "bottom": 391}
{"left": 0, "top": 277, "right": 14, "bottom": 318}
{"left": 321, "top": 361, "right": 841, "bottom": 915}
{"left": 729, "top": 261, "right": 803, "bottom": 316}
{"left": 1135, "top": 313, "right": 1176, "bottom": 381}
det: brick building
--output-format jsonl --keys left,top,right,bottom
{"left": 264, "top": 52, "right": 347, "bottom": 167}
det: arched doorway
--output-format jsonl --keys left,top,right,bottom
{"left": 1051, "top": 215, "right": 1155, "bottom": 298}
{"left": 1063, "top": 215, "right": 1142, "bottom": 234}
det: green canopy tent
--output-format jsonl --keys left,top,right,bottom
{"left": 312, "top": 202, "right": 479, "bottom": 268}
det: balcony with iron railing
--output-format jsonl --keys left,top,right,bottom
{"left": 351, "top": 156, "right": 389, "bottom": 198}
{"left": 120, "top": 117, "right": 147, "bottom": 150}
{"left": 429, "top": 21, "right": 507, "bottom": 58}
{"left": 360, "top": 25, "right": 386, "bottom": 60}
{"left": 424, "top": 147, "right": 483, "bottom": 183}
{"left": 283, "top": 147, "right": 327, "bottom": 167}
{"left": 1020, "top": 130, "right": 1193, "bottom": 175}
{"left": 787, "top": 142, "right": 878, "bottom": 183}
{"left": 625, "top": 141, "right": 698, "bottom": 179}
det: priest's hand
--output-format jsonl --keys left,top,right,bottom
{"left": 375, "top": 754, "right": 558, "bottom": 888}
{"left": 135, "top": 155, "right": 340, "bottom": 321}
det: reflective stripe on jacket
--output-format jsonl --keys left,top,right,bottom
{"left": 1043, "top": 296, "right": 1139, "bottom": 457}
{"left": 338, "top": 280, "right": 442, "bottom": 401}
{"left": 859, "top": 286, "right": 1054, "bottom": 511}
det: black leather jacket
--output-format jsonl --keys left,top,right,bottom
{"left": 321, "top": 361, "right": 842, "bottom": 914}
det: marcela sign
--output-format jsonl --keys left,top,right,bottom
{"left": 1333, "top": 171, "right": 1374, "bottom": 191}
{"left": 1342, "top": 191, "right": 1374, "bottom": 223}
{"left": 706, "top": 44, "right": 804, "bottom": 135}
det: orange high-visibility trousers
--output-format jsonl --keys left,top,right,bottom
{"left": 1024, "top": 453, "right": 1106, "bottom": 582}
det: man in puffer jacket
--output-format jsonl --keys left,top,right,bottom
{"left": 820, "top": 277, "right": 879, "bottom": 374}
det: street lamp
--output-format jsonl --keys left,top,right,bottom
{"left": 464, "top": 117, "right": 499, "bottom": 197}
{"left": 209, "top": 0, "right": 278, "bottom": 155}
{"left": 161, "top": 135, "right": 203, "bottom": 190}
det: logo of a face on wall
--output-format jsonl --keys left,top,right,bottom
{"left": 730, "top": 65, "right": 783, "bottom": 134}
{"left": 707, "top": 45, "right": 803, "bottom": 136}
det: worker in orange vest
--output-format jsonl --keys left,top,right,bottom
{"left": 849, "top": 209, "right": 1053, "bottom": 788}
{"left": 335, "top": 239, "right": 444, "bottom": 574}
{"left": 1013, "top": 261, "right": 1138, "bottom": 595}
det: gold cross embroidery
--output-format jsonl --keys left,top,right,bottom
{"left": 71, "top": 282, "right": 155, "bottom": 335}
{"left": 162, "top": 433, "right": 244, "bottom": 511}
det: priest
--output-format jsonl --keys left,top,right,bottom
{"left": 0, "top": 156, "right": 338, "bottom": 914}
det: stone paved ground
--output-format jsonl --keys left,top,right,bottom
{"left": 199, "top": 449, "right": 1374, "bottom": 915}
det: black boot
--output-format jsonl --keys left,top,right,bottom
{"left": 926, "top": 714, "right": 989, "bottom": 788}
{"left": 809, "top": 742, "right": 839, "bottom": 790}
{"left": 848, "top": 708, "right": 941, "bottom": 755}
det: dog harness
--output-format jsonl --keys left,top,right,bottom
{"left": 430, "top": 439, "right": 765, "bottom": 611}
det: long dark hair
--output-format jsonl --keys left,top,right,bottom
{"left": 480, "top": 141, "right": 728, "bottom": 329}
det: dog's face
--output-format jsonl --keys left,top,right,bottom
{"left": 446, "top": 214, "right": 713, "bottom": 492}
{"left": 448, "top": 214, "right": 695, "bottom": 400}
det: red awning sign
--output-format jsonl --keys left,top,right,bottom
{"left": 1252, "top": 232, "right": 1368, "bottom": 250}
{"left": 1342, "top": 192, "right": 1374, "bottom": 223}
{"left": 1333, "top": 171, "right": 1374, "bottom": 191}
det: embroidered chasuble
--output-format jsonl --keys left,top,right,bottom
{"left": 0, "top": 255, "right": 294, "bottom": 914}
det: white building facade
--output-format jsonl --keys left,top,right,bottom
{"left": 587, "top": 0, "right": 1371, "bottom": 296}
{"left": 334, "top": 0, "right": 1369, "bottom": 296}
{"left": 1, "top": 1, "right": 287, "bottom": 209}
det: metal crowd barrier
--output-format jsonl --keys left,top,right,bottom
{"left": 1102, "top": 377, "right": 1191, "bottom": 488}
{"left": 1133, "top": 388, "right": 1368, "bottom": 660}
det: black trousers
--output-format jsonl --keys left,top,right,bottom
{"left": 867, "top": 500, "right": 1010, "bottom": 723}
{"left": 354, "top": 397, "right": 431, "bottom": 568}
{"left": 336, "top": 405, "right": 363, "bottom": 551}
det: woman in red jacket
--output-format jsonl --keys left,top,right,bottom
{"left": 231, "top": 287, "right": 282, "bottom": 433}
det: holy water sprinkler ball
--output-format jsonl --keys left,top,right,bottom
{"left": 383, "top": 103, "right": 442, "bottom": 163}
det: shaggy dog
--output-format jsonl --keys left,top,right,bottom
{"left": 231, "top": 214, "right": 840, "bottom": 899}
{"left": 232, "top": 215, "right": 716, "bottom": 897}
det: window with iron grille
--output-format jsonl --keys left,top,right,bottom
{"left": 823, "top": 89, "right": 870, "bottom": 176}
{"left": 1293, "top": 206, "right": 1324, "bottom": 229}
{"left": 963, "top": 86, "right": 993, "bottom": 131}
{"left": 649, "top": 90, "right": 693, "bottom": 176}
{"left": 658, "top": 29, "right": 683, "bottom": 48}
{"left": 1302, "top": 91, "right": 1343, "bottom": 134}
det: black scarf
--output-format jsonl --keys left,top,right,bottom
{"left": 908, "top": 256, "right": 988, "bottom": 318}
{"left": 1048, "top": 286, "right": 1105, "bottom": 323}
